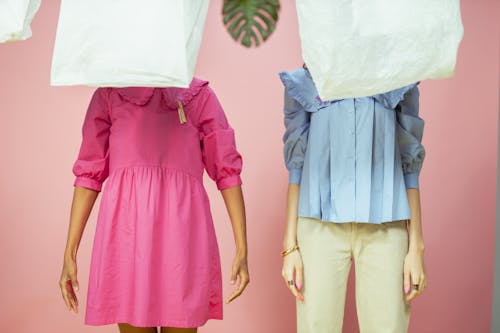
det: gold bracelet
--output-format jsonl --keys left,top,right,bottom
{"left": 281, "top": 245, "right": 300, "bottom": 257}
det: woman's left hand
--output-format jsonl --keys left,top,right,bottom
{"left": 226, "top": 252, "right": 250, "bottom": 303}
{"left": 403, "top": 248, "right": 427, "bottom": 302}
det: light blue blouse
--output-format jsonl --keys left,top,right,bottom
{"left": 281, "top": 68, "right": 425, "bottom": 224}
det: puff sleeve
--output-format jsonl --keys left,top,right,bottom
{"left": 396, "top": 85, "right": 425, "bottom": 189}
{"left": 282, "top": 87, "right": 311, "bottom": 184}
{"left": 198, "top": 87, "right": 242, "bottom": 191}
{"left": 72, "top": 88, "right": 111, "bottom": 192}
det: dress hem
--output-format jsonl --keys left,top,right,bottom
{"left": 84, "top": 313, "right": 223, "bottom": 328}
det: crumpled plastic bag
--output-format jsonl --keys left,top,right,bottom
{"left": 296, "top": 0, "right": 464, "bottom": 100}
{"left": 51, "top": 0, "right": 209, "bottom": 87}
{"left": 0, "top": 0, "right": 41, "bottom": 43}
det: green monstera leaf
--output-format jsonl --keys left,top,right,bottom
{"left": 223, "top": 0, "right": 281, "bottom": 48}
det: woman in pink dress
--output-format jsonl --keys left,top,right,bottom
{"left": 58, "top": 78, "right": 249, "bottom": 333}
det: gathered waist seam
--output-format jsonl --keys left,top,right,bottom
{"left": 109, "top": 165, "right": 203, "bottom": 184}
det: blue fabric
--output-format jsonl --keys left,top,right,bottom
{"left": 280, "top": 68, "right": 425, "bottom": 224}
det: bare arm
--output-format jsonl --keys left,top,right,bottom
{"left": 64, "top": 186, "right": 98, "bottom": 260}
{"left": 407, "top": 188, "right": 424, "bottom": 251}
{"left": 283, "top": 184, "right": 300, "bottom": 249}
{"left": 59, "top": 186, "right": 99, "bottom": 313}
{"left": 281, "top": 183, "right": 304, "bottom": 301}
{"left": 220, "top": 185, "right": 249, "bottom": 303}
{"left": 404, "top": 188, "right": 427, "bottom": 301}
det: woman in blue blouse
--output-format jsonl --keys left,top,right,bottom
{"left": 280, "top": 66, "right": 427, "bottom": 333}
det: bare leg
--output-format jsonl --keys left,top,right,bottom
{"left": 160, "top": 327, "right": 197, "bottom": 333}
{"left": 118, "top": 323, "right": 158, "bottom": 333}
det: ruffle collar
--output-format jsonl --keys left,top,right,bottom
{"left": 279, "top": 67, "right": 418, "bottom": 111}
{"left": 160, "top": 78, "right": 209, "bottom": 109}
{"left": 115, "top": 78, "right": 209, "bottom": 109}
{"left": 372, "top": 82, "right": 419, "bottom": 109}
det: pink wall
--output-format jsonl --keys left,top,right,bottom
{"left": 0, "top": 1, "right": 499, "bottom": 332}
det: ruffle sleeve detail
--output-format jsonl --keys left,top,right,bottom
{"left": 395, "top": 85, "right": 425, "bottom": 189}
{"left": 280, "top": 71, "right": 312, "bottom": 184}
{"left": 279, "top": 69, "right": 321, "bottom": 113}
{"left": 194, "top": 86, "right": 242, "bottom": 191}
{"left": 72, "top": 88, "right": 111, "bottom": 192}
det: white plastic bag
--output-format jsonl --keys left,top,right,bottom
{"left": 0, "top": 0, "right": 41, "bottom": 43}
{"left": 296, "top": 0, "right": 464, "bottom": 100}
{"left": 51, "top": 0, "right": 209, "bottom": 87}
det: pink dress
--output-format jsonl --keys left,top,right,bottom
{"left": 72, "top": 79, "right": 242, "bottom": 327}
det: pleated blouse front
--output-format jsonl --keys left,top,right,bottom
{"left": 280, "top": 68, "right": 425, "bottom": 224}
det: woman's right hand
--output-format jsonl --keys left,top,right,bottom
{"left": 281, "top": 249, "right": 304, "bottom": 302}
{"left": 59, "top": 256, "right": 79, "bottom": 313}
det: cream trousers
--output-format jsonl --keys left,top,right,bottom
{"left": 297, "top": 217, "right": 411, "bottom": 333}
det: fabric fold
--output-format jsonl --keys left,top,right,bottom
{"left": 0, "top": 0, "right": 41, "bottom": 43}
{"left": 354, "top": 98, "right": 375, "bottom": 221}
{"left": 381, "top": 109, "right": 396, "bottom": 220}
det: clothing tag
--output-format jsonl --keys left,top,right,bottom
{"left": 177, "top": 101, "right": 187, "bottom": 124}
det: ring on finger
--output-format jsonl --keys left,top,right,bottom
{"left": 288, "top": 280, "right": 295, "bottom": 286}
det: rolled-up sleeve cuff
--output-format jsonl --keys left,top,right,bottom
{"left": 289, "top": 168, "right": 302, "bottom": 184}
{"left": 404, "top": 172, "right": 420, "bottom": 189}
{"left": 74, "top": 177, "right": 102, "bottom": 192}
{"left": 217, "top": 175, "right": 242, "bottom": 191}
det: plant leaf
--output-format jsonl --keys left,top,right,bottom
{"left": 223, "top": 0, "right": 280, "bottom": 48}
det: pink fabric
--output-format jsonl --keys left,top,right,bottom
{"left": 72, "top": 79, "right": 243, "bottom": 327}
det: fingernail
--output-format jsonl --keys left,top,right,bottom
{"left": 296, "top": 282, "right": 302, "bottom": 290}
{"left": 404, "top": 287, "right": 409, "bottom": 294}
